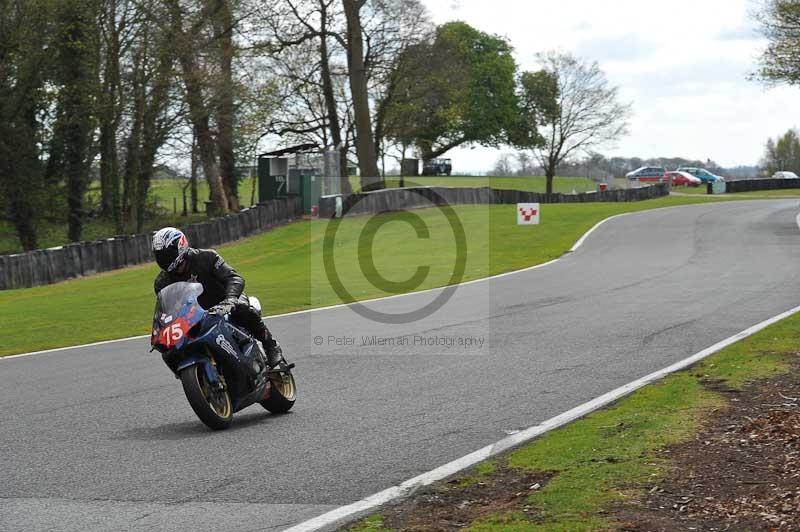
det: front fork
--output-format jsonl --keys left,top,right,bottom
{"left": 174, "top": 348, "right": 224, "bottom": 391}
{"left": 203, "top": 348, "right": 225, "bottom": 391}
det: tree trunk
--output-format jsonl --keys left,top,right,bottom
{"left": 209, "top": 0, "right": 240, "bottom": 211}
{"left": 191, "top": 130, "right": 199, "bottom": 213}
{"left": 99, "top": 0, "right": 121, "bottom": 221}
{"left": 123, "top": 110, "right": 142, "bottom": 231}
{"left": 545, "top": 166, "right": 554, "bottom": 195}
{"left": 342, "top": 0, "right": 381, "bottom": 190}
{"left": 166, "top": 0, "right": 228, "bottom": 216}
{"left": 319, "top": 1, "right": 351, "bottom": 195}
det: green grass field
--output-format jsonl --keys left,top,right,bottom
{"left": 1, "top": 176, "right": 580, "bottom": 254}
{"left": 147, "top": 176, "right": 258, "bottom": 207}
{"left": 1, "top": 195, "right": 730, "bottom": 357}
{"left": 350, "top": 301, "right": 800, "bottom": 532}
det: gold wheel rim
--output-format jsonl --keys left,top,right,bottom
{"left": 271, "top": 372, "right": 296, "bottom": 401}
{"left": 197, "top": 366, "right": 231, "bottom": 418}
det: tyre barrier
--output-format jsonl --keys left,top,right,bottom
{"left": 724, "top": 178, "right": 800, "bottom": 194}
{"left": 0, "top": 197, "right": 303, "bottom": 290}
{"left": 319, "top": 183, "right": 669, "bottom": 218}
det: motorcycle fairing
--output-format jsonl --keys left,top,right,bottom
{"left": 152, "top": 282, "right": 205, "bottom": 351}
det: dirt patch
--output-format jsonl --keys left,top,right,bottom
{"left": 373, "top": 466, "right": 551, "bottom": 531}
{"left": 614, "top": 365, "right": 800, "bottom": 531}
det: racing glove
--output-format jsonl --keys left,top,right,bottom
{"left": 209, "top": 298, "right": 237, "bottom": 316}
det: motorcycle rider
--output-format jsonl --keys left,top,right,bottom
{"left": 151, "top": 227, "right": 284, "bottom": 369}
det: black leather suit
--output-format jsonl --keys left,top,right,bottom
{"left": 153, "top": 248, "right": 270, "bottom": 345}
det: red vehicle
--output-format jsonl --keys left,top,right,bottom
{"left": 666, "top": 171, "right": 702, "bottom": 187}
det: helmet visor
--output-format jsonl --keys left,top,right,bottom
{"left": 155, "top": 247, "right": 179, "bottom": 271}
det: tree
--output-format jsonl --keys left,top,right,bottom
{"left": 361, "top": 0, "right": 432, "bottom": 173}
{"left": 521, "top": 52, "right": 632, "bottom": 195}
{"left": 0, "top": 0, "right": 54, "bottom": 250}
{"left": 259, "top": 0, "right": 353, "bottom": 194}
{"left": 515, "top": 151, "right": 536, "bottom": 176}
{"left": 342, "top": 0, "right": 381, "bottom": 189}
{"left": 256, "top": 0, "right": 430, "bottom": 191}
{"left": 207, "top": 0, "right": 241, "bottom": 211}
{"left": 490, "top": 153, "right": 515, "bottom": 176}
{"left": 383, "top": 22, "right": 528, "bottom": 163}
{"left": 55, "top": 0, "right": 100, "bottom": 242}
{"left": 98, "top": 0, "right": 120, "bottom": 222}
{"left": 121, "top": 6, "right": 177, "bottom": 232}
{"left": 319, "top": 0, "right": 349, "bottom": 191}
{"left": 762, "top": 129, "right": 800, "bottom": 175}
{"left": 754, "top": 0, "right": 800, "bottom": 85}
{"left": 164, "top": 0, "right": 229, "bottom": 215}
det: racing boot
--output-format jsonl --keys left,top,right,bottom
{"left": 264, "top": 337, "right": 284, "bottom": 369}
{"left": 252, "top": 321, "right": 283, "bottom": 369}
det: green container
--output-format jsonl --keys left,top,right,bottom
{"left": 302, "top": 172, "right": 322, "bottom": 214}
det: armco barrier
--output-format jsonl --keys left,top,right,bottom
{"left": 318, "top": 183, "right": 669, "bottom": 218}
{"left": 0, "top": 197, "right": 303, "bottom": 290}
{"left": 725, "top": 178, "right": 800, "bottom": 193}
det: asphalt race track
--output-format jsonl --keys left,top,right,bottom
{"left": 3, "top": 200, "right": 800, "bottom": 531}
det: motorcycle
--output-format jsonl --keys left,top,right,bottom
{"left": 151, "top": 282, "right": 296, "bottom": 430}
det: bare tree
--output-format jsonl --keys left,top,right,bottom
{"left": 258, "top": 0, "right": 354, "bottom": 193}
{"left": 256, "top": 0, "right": 429, "bottom": 192}
{"left": 490, "top": 153, "right": 515, "bottom": 177}
{"left": 163, "top": 0, "right": 229, "bottom": 215}
{"left": 362, "top": 0, "right": 432, "bottom": 171}
{"left": 521, "top": 52, "right": 632, "bottom": 195}
{"left": 207, "top": 0, "right": 241, "bottom": 211}
{"left": 515, "top": 151, "right": 535, "bottom": 176}
{"left": 342, "top": 0, "right": 380, "bottom": 188}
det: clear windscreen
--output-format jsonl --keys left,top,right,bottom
{"left": 154, "top": 282, "right": 204, "bottom": 320}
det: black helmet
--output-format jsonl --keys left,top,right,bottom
{"left": 152, "top": 227, "right": 189, "bottom": 272}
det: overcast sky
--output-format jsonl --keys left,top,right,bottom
{"left": 419, "top": 0, "right": 797, "bottom": 172}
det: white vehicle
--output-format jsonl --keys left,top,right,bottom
{"left": 771, "top": 171, "right": 799, "bottom": 179}
{"left": 626, "top": 166, "right": 666, "bottom": 182}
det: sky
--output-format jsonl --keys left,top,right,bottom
{"left": 419, "top": 0, "right": 798, "bottom": 172}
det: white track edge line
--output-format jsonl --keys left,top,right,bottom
{"left": 283, "top": 302, "right": 800, "bottom": 532}
{"left": 3, "top": 212, "right": 626, "bottom": 361}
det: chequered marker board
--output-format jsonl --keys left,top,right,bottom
{"left": 517, "top": 203, "right": 540, "bottom": 225}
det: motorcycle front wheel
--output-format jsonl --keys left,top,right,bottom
{"left": 180, "top": 365, "right": 233, "bottom": 430}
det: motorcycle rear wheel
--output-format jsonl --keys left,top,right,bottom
{"left": 180, "top": 365, "right": 233, "bottom": 430}
{"left": 260, "top": 370, "right": 296, "bottom": 414}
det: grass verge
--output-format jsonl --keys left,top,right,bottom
{"left": 346, "top": 309, "right": 800, "bottom": 531}
{"left": 0, "top": 195, "right": 756, "bottom": 357}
